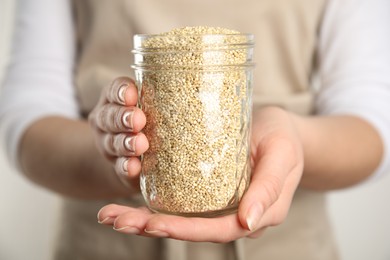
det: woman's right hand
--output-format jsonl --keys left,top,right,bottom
{"left": 89, "top": 77, "right": 149, "bottom": 192}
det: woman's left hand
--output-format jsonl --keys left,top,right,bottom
{"left": 97, "top": 107, "right": 304, "bottom": 242}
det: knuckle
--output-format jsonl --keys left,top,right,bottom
{"left": 112, "top": 134, "right": 125, "bottom": 155}
{"left": 95, "top": 105, "right": 110, "bottom": 131}
{"left": 102, "top": 134, "right": 115, "bottom": 155}
{"left": 108, "top": 82, "right": 128, "bottom": 105}
{"left": 118, "top": 107, "right": 134, "bottom": 131}
{"left": 260, "top": 175, "right": 283, "bottom": 207}
{"left": 97, "top": 104, "right": 132, "bottom": 133}
{"left": 112, "top": 134, "right": 136, "bottom": 156}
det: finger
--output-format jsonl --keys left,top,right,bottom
{"left": 142, "top": 214, "right": 250, "bottom": 242}
{"left": 98, "top": 205, "right": 151, "bottom": 227}
{"left": 96, "top": 104, "right": 146, "bottom": 133}
{"left": 106, "top": 77, "right": 138, "bottom": 106}
{"left": 115, "top": 157, "right": 142, "bottom": 179}
{"left": 97, "top": 204, "right": 134, "bottom": 225}
{"left": 102, "top": 133, "right": 149, "bottom": 157}
{"left": 112, "top": 207, "right": 156, "bottom": 235}
{"left": 238, "top": 140, "right": 295, "bottom": 232}
{"left": 114, "top": 157, "right": 142, "bottom": 191}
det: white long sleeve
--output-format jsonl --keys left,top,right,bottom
{"left": 316, "top": 0, "right": 390, "bottom": 180}
{"left": 0, "top": 0, "right": 79, "bottom": 169}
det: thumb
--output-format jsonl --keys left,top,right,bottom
{"left": 238, "top": 150, "right": 289, "bottom": 231}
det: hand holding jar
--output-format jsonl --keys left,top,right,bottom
{"left": 88, "top": 77, "right": 149, "bottom": 192}
{"left": 97, "top": 106, "right": 304, "bottom": 242}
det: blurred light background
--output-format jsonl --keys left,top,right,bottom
{"left": 1, "top": 1, "right": 390, "bottom": 259}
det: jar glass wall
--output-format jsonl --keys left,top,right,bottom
{"left": 132, "top": 28, "right": 255, "bottom": 217}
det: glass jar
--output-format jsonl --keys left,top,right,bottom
{"left": 132, "top": 29, "right": 255, "bottom": 217}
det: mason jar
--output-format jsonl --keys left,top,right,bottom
{"left": 132, "top": 28, "right": 255, "bottom": 217}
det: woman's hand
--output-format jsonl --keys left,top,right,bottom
{"left": 89, "top": 77, "right": 149, "bottom": 192}
{"left": 97, "top": 107, "right": 304, "bottom": 242}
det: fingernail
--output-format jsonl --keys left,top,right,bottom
{"left": 122, "top": 110, "right": 134, "bottom": 130}
{"left": 246, "top": 203, "right": 263, "bottom": 231}
{"left": 121, "top": 158, "right": 129, "bottom": 176}
{"left": 113, "top": 226, "right": 140, "bottom": 234}
{"left": 115, "top": 157, "right": 129, "bottom": 178}
{"left": 97, "top": 207, "right": 104, "bottom": 221}
{"left": 98, "top": 216, "right": 112, "bottom": 224}
{"left": 124, "top": 136, "right": 136, "bottom": 153}
{"left": 118, "top": 84, "right": 128, "bottom": 105}
{"left": 144, "top": 229, "right": 169, "bottom": 237}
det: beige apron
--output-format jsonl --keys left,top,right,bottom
{"left": 53, "top": 0, "right": 339, "bottom": 259}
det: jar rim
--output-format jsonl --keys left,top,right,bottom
{"left": 133, "top": 32, "right": 254, "bottom": 38}
{"left": 133, "top": 33, "right": 255, "bottom": 51}
{"left": 131, "top": 63, "right": 256, "bottom": 72}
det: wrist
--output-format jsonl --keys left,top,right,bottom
{"left": 290, "top": 113, "right": 383, "bottom": 189}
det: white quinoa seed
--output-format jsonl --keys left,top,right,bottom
{"left": 135, "top": 26, "right": 253, "bottom": 216}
